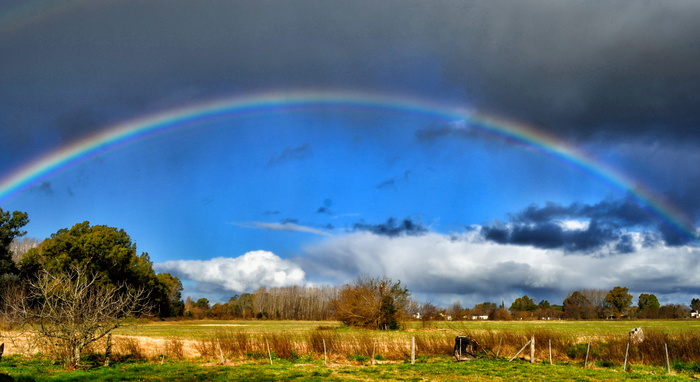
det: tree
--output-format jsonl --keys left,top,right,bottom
{"left": 510, "top": 295, "right": 537, "bottom": 312}
{"left": 0, "top": 208, "right": 29, "bottom": 276}
{"left": 605, "top": 286, "right": 633, "bottom": 317}
{"left": 9, "top": 236, "right": 39, "bottom": 263}
{"left": 691, "top": 298, "right": 700, "bottom": 312}
{"left": 580, "top": 289, "right": 610, "bottom": 318}
{"left": 333, "top": 275, "right": 410, "bottom": 330}
{"left": 18, "top": 221, "right": 182, "bottom": 316}
{"left": 637, "top": 293, "right": 660, "bottom": 318}
{"left": 3, "top": 266, "right": 149, "bottom": 368}
{"left": 563, "top": 291, "right": 596, "bottom": 319}
{"left": 472, "top": 302, "right": 497, "bottom": 316}
{"left": 155, "top": 273, "right": 184, "bottom": 317}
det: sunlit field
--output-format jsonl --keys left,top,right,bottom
{"left": 117, "top": 318, "right": 700, "bottom": 338}
{"left": 4, "top": 319, "right": 700, "bottom": 380}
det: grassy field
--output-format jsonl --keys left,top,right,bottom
{"left": 116, "top": 318, "right": 700, "bottom": 338}
{"left": 0, "top": 355, "right": 696, "bottom": 381}
{"left": 4, "top": 319, "right": 700, "bottom": 381}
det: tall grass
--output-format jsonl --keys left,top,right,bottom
{"left": 139, "top": 323, "right": 700, "bottom": 368}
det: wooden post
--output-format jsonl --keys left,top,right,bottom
{"left": 104, "top": 334, "right": 112, "bottom": 367}
{"left": 509, "top": 339, "right": 532, "bottom": 362}
{"left": 623, "top": 341, "right": 630, "bottom": 372}
{"left": 217, "top": 338, "right": 226, "bottom": 365}
{"left": 458, "top": 337, "right": 462, "bottom": 360}
{"left": 323, "top": 339, "right": 327, "bottom": 366}
{"left": 665, "top": 343, "right": 670, "bottom": 374}
{"left": 530, "top": 335, "right": 535, "bottom": 363}
{"left": 266, "top": 339, "right": 273, "bottom": 365}
{"left": 411, "top": 337, "right": 416, "bottom": 365}
{"left": 372, "top": 340, "right": 376, "bottom": 366}
{"left": 496, "top": 337, "right": 502, "bottom": 357}
{"left": 548, "top": 339, "right": 552, "bottom": 365}
{"left": 584, "top": 341, "right": 591, "bottom": 367}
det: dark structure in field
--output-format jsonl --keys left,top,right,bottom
{"left": 453, "top": 336, "right": 483, "bottom": 361}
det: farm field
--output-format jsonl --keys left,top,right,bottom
{"left": 115, "top": 318, "right": 700, "bottom": 338}
{"left": 4, "top": 319, "right": 700, "bottom": 381}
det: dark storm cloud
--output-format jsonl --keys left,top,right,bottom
{"left": 267, "top": 144, "right": 312, "bottom": 167}
{"left": 352, "top": 217, "right": 428, "bottom": 237}
{"left": 482, "top": 219, "right": 622, "bottom": 253}
{"left": 3, "top": 0, "right": 699, "bottom": 148}
{"left": 480, "top": 198, "right": 691, "bottom": 252}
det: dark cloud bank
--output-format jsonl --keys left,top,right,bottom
{"left": 480, "top": 198, "right": 693, "bottom": 253}
{"left": 3, "top": 0, "right": 700, "bottom": 147}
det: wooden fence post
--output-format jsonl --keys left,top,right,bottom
{"left": 665, "top": 343, "right": 670, "bottom": 374}
{"left": 548, "top": 339, "right": 552, "bottom": 365}
{"left": 217, "top": 338, "right": 225, "bottom": 365}
{"left": 411, "top": 337, "right": 416, "bottom": 365}
{"left": 323, "top": 339, "right": 327, "bottom": 366}
{"left": 496, "top": 337, "right": 502, "bottom": 357}
{"left": 458, "top": 337, "right": 462, "bottom": 360}
{"left": 530, "top": 335, "right": 535, "bottom": 363}
{"left": 584, "top": 341, "right": 591, "bottom": 367}
{"left": 623, "top": 341, "right": 630, "bottom": 372}
{"left": 266, "top": 339, "right": 273, "bottom": 365}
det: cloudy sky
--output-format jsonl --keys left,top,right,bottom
{"left": 2, "top": 0, "right": 700, "bottom": 307}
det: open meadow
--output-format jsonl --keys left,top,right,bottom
{"left": 4, "top": 319, "right": 700, "bottom": 380}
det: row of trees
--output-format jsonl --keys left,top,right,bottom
{"left": 183, "top": 285, "right": 340, "bottom": 321}
{"left": 432, "top": 287, "right": 692, "bottom": 321}
{"left": 177, "top": 276, "right": 412, "bottom": 330}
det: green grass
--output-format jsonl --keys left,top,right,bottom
{"left": 0, "top": 356, "right": 695, "bottom": 381}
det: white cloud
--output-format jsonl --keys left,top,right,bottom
{"left": 558, "top": 219, "right": 589, "bottom": 231}
{"left": 233, "top": 221, "right": 332, "bottom": 236}
{"left": 155, "top": 250, "right": 307, "bottom": 294}
{"left": 300, "top": 231, "right": 700, "bottom": 307}
{"left": 155, "top": 230, "right": 700, "bottom": 307}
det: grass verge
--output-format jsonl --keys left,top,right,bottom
{"left": 0, "top": 355, "right": 696, "bottom": 382}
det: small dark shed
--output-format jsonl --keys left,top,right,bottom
{"left": 453, "top": 336, "right": 482, "bottom": 361}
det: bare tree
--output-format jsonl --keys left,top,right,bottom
{"left": 3, "top": 266, "right": 149, "bottom": 368}
{"left": 9, "top": 236, "right": 39, "bottom": 263}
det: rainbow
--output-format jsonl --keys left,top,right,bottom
{"left": 0, "top": 90, "right": 695, "bottom": 240}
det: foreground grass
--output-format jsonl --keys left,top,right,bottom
{"left": 0, "top": 356, "right": 695, "bottom": 382}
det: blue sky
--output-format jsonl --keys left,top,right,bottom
{"left": 1, "top": 0, "right": 700, "bottom": 307}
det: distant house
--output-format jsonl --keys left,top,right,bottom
{"left": 691, "top": 310, "right": 699, "bottom": 318}
{"left": 471, "top": 315, "right": 489, "bottom": 320}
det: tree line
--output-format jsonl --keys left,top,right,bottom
{"left": 183, "top": 285, "right": 339, "bottom": 320}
